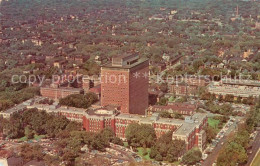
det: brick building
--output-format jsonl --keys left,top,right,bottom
{"left": 101, "top": 54, "right": 149, "bottom": 115}
{"left": 208, "top": 79, "right": 260, "bottom": 98}
{"left": 170, "top": 75, "right": 209, "bottom": 96}
{"left": 172, "top": 115, "right": 207, "bottom": 150}
{"left": 81, "top": 106, "right": 207, "bottom": 151}
{"left": 170, "top": 83, "right": 197, "bottom": 96}
{"left": 1, "top": 97, "right": 207, "bottom": 151}
{"left": 148, "top": 102, "right": 197, "bottom": 115}
{"left": 40, "top": 87, "right": 83, "bottom": 100}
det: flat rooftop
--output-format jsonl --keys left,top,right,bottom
{"left": 87, "top": 105, "right": 119, "bottom": 116}
{"left": 222, "top": 79, "right": 260, "bottom": 87}
{"left": 28, "top": 104, "right": 86, "bottom": 114}
{"left": 116, "top": 112, "right": 206, "bottom": 131}
{"left": 40, "top": 87, "right": 84, "bottom": 92}
{"left": 102, "top": 58, "right": 148, "bottom": 69}
{"left": 4, "top": 104, "right": 26, "bottom": 113}
{"left": 173, "top": 113, "right": 207, "bottom": 136}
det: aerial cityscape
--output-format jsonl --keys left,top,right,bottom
{"left": 0, "top": 0, "right": 259, "bottom": 166}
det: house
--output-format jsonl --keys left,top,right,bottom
{"left": 53, "top": 60, "right": 67, "bottom": 69}
{"left": 149, "top": 14, "right": 165, "bottom": 21}
{"left": 217, "top": 63, "right": 225, "bottom": 69}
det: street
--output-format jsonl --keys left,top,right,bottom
{"left": 202, "top": 117, "right": 239, "bottom": 166}
{"left": 246, "top": 129, "right": 260, "bottom": 166}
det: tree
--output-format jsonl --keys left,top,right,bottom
{"left": 90, "top": 133, "right": 109, "bottom": 152}
{"left": 150, "top": 131, "right": 186, "bottom": 162}
{"left": 157, "top": 97, "right": 168, "bottom": 106}
{"left": 59, "top": 93, "right": 98, "bottom": 109}
{"left": 182, "top": 148, "right": 202, "bottom": 165}
{"left": 224, "top": 94, "right": 234, "bottom": 102}
{"left": 205, "top": 126, "right": 217, "bottom": 144}
{"left": 217, "top": 142, "right": 247, "bottom": 166}
{"left": 125, "top": 123, "right": 156, "bottom": 148}
{"left": 100, "top": 127, "right": 123, "bottom": 146}
{"left": 155, "top": 154, "right": 163, "bottom": 161}
{"left": 24, "top": 126, "right": 34, "bottom": 140}
{"left": 20, "top": 144, "right": 44, "bottom": 162}
{"left": 159, "top": 83, "right": 168, "bottom": 93}
{"left": 62, "top": 150, "right": 78, "bottom": 166}
{"left": 159, "top": 111, "right": 172, "bottom": 118}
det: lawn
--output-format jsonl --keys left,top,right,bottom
{"left": 251, "top": 150, "right": 260, "bottom": 166}
{"left": 19, "top": 134, "right": 45, "bottom": 142}
{"left": 123, "top": 142, "right": 128, "bottom": 147}
{"left": 208, "top": 117, "right": 220, "bottom": 129}
{"left": 137, "top": 147, "right": 153, "bottom": 160}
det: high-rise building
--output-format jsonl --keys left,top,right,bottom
{"left": 101, "top": 54, "right": 149, "bottom": 115}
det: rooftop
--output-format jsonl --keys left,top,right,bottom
{"left": 116, "top": 112, "right": 206, "bottom": 132}
{"left": 102, "top": 56, "right": 148, "bottom": 69}
{"left": 40, "top": 87, "right": 84, "bottom": 92}
{"left": 222, "top": 79, "right": 260, "bottom": 87}
{"left": 87, "top": 105, "right": 119, "bottom": 116}
{"left": 173, "top": 113, "right": 207, "bottom": 136}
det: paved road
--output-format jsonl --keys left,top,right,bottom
{"left": 202, "top": 119, "right": 238, "bottom": 166}
{"left": 202, "top": 136, "right": 227, "bottom": 166}
{"left": 246, "top": 129, "right": 260, "bottom": 166}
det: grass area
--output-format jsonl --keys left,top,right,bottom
{"left": 19, "top": 134, "right": 45, "bottom": 142}
{"left": 251, "top": 150, "right": 260, "bottom": 166}
{"left": 19, "top": 136, "right": 28, "bottom": 142}
{"left": 34, "top": 135, "right": 45, "bottom": 140}
{"left": 173, "top": 161, "right": 181, "bottom": 165}
{"left": 137, "top": 147, "right": 153, "bottom": 160}
{"left": 208, "top": 117, "right": 220, "bottom": 129}
{"left": 123, "top": 142, "right": 128, "bottom": 147}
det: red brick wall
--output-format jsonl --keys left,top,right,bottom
{"left": 129, "top": 61, "right": 149, "bottom": 115}
{"left": 101, "top": 61, "right": 149, "bottom": 115}
{"left": 101, "top": 69, "right": 130, "bottom": 113}
{"left": 40, "top": 88, "right": 82, "bottom": 99}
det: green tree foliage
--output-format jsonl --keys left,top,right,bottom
{"left": 54, "top": 127, "right": 123, "bottom": 164}
{"left": 217, "top": 141, "right": 248, "bottom": 166}
{"left": 80, "top": 61, "right": 100, "bottom": 76}
{"left": 159, "top": 111, "right": 172, "bottom": 118}
{"left": 205, "top": 126, "right": 217, "bottom": 144}
{"left": 90, "top": 133, "right": 110, "bottom": 152}
{"left": 3, "top": 109, "right": 71, "bottom": 139}
{"left": 205, "top": 101, "right": 234, "bottom": 116}
{"left": 125, "top": 123, "right": 156, "bottom": 148}
{"left": 182, "top": 148, "right": 202, "bottom": 165}
{"left": 20, "top": 144, "right": 44, "bottom": 163}
{"left": 100, "top": 127, "right": 124, "bottom": 146}
{"left": 0, "top": 87, "right": 40, "bottom": 111}
{"left": 150, "top": 131, "right": 186, "bottom": 162}
{"left": 24, "top": 126, "right": 34, "bottom": 140}
{"left": 59, "top": 93, "right": 98, "bottom": 109}
{"left": 157, "top": 97, "right": 168, "bottom": 106}
{"left": 246, "top": 106, "right": 260, "bottom": 133}
{"left": 217, "top": 105, "right": 259, "bottom": 166}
